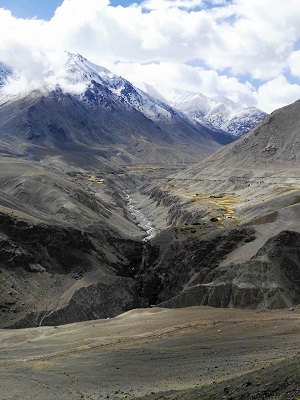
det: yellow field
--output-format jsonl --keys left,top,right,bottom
{"left": 178, "top": 192, "right": 242, "bottom": 227}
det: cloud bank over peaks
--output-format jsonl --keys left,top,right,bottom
{"left": 0, "top": 0, "right": 300, "bottom": 112}
{"left": 0, "top": 52, "right": 91, "bottom": 98}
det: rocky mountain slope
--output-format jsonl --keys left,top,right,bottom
{"left": 0, "top": 54, "right": 299, "bottom": 328}
{"left": 135, "top": 82, "right": 267, "bottom": 137}
{"left": 196, "top": 99, "right": 300, "bottom": 172}
{"left": 0, "top": 54, "right": 230, "bottom": 328}
{"left": 0, "top": 54, "right": 232, "bottom": 167}
{"left": 0, "top": 156, "right": 150, "bottom": 328}
{"left": 127, "top": 99, "right": 300, "bottom": 311}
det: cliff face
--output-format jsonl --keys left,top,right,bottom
{"left": 0, "top": 156, "right": 146, "bottom": 329}
{"left": 138, "top": 227, "right": 300, "bottom": 310}
{"left": 0, "top": 210, "right": 145, "bottom": 328}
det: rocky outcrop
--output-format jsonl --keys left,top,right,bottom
{"left": 154, "top": 229, "right": 300, "bottom": 310}
{"left": 141, "top": 184, "right": 207, "bottom": 226}
{"left": 11, "top": 276, "right": 139, "bottom": 328}
{"left": 138, "top": 225, "right": 256, "bottom": 306}
{"left": 0, "top": 211, "right": 144, "bottom": 328}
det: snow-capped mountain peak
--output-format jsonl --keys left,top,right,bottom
{"left": 57, "top": 54, "right": 191, "bottom": 124}
{"left": 134, "top": 82, "right": 268, "bottom": 137}
{"left": 0, "top": 53, "right": 234, "bottom": 167}
{"left": 0, "top": 54, "right": 173, "bottom": 125}
{"left": 0, "top": 53, "right": 125, "bottom": 98}
{"left": 0, "top": 54, "right": 266, "bottom": 138}
{"left": 64, "top": 53, "right": 116, "bottom": 86}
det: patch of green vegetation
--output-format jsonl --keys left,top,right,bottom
{"left": 176, "top": 192, "right": 242, "bottom": 230}
{"left": 176, "top": 225, "right": 197, "bottom": 233}
{"left": 174, "top": 223, "right": 211, "bottom": 240}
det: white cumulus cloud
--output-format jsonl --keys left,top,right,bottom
{"left": 0, "top": 0, "right": 299, "bottom": 112}
{"left": 255, "top": 76, "right": 300, "bottom": 113}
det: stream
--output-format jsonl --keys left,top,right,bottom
{"left": 124, "top": 192, "right": 157, "bottom": 241}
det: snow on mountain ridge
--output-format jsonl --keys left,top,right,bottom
{"left": 0, "top": 54, "right": 252, "bottom": 136}
{"left": 134, "top": 82, "right": 268, "bottom": 137}
{"left": 0, "top": 53, "right": 235, "bottom": 167}
{"left": 0, "top": 54, "right": 181, "bottom": 126}
{"left": 59, "top": 54, "right": 171, "bottom": 122}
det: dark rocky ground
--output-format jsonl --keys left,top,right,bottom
{"left": 141, "top": 227, "right": 300, "bottom": 310}
{"left": 0, "top": 156, "right": 148, "bottom": 328}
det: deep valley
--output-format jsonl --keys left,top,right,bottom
{"left": 0, "top": 53, "right": 300, "bottom": 399}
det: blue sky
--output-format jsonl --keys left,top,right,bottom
{"left": 0, "top": 0, "right": 221, "bottom": 20}
{"left": 0, "top": 0, "right": 142, "bottom": 19}
{"left": 0, "top": 0, "right": 63, "bottom": 19}
{"left": 109, "top": 0, "right": 142, "bottom": 7}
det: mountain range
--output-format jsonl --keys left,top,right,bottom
{"left": 0, "top": 51, "right": 300, "bottom": 400}
{"left": 0, "top": 52, "right": 292, "bottom": 330}
{"left": 0, "top": 54, "right": 233, "bottom": 168}
{"left": 134, "top": 81, "right": 267, "bottom": 137}
{"left": 0, "top": 53, "right": 269, "bottom": 169}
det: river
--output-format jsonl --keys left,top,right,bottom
{"left": 124, "top": 192, "right": 157, "bottom": 241}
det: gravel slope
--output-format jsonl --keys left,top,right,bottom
{"left": 1, "top": 306, "right": 300, "bottom": 399}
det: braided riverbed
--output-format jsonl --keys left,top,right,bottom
{"left": 124, "top": 192, "right": 157, "bottom": 241}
